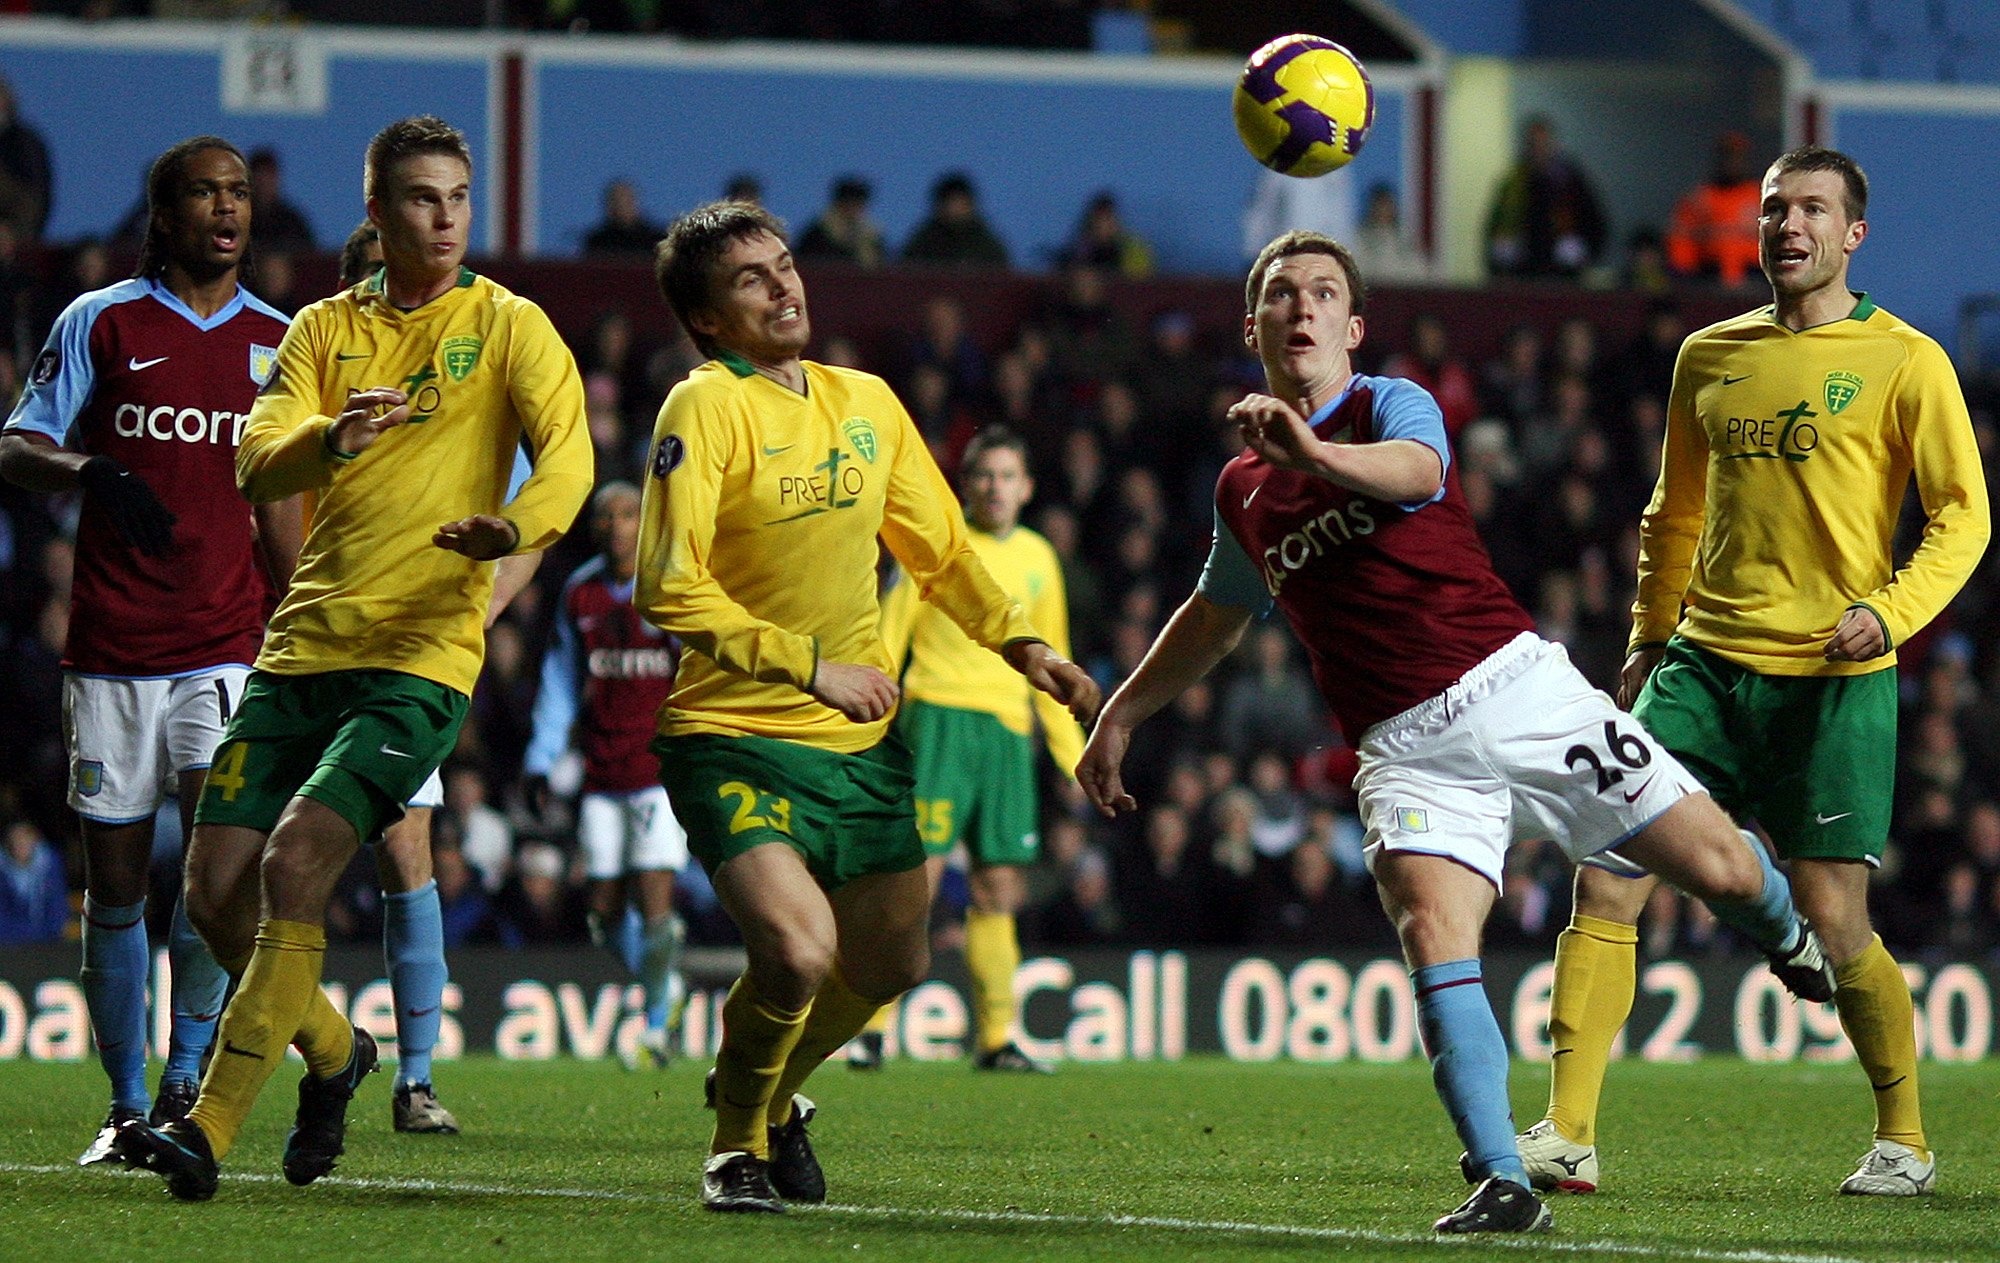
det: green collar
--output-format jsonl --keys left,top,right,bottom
{"left": 714, "top": 349, "right": 757, "bottom": 378}
{"left": 1848, "top": 291, "right": 1875, "bottom": 321}
{"left": 364, "top": 265, "right": 478, "bottom": 299}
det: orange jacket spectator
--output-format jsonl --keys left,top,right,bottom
{"left": 1667, "top": 133, "right": 1762, "bottom": 285}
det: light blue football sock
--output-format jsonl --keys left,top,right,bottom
{"left": 616, "top": 905, "right": 645, "bottom": 975}
{"left": 1703, "top": 830, "right": 1804, "bottom": 953}
{"left": 1413, "top": 959, "right": 1528, "bottom": 1188}
{"left": 80, "top": 895, "right": 151, "bottom": 1114}
{"left": 638, "top": 913, "right": 686, "bottom": 1033}
{"left": 384, "top": 881, "right": 448, "bottom": 1089}
{"left": 162, "top": 896, "right": 227, "bottom": 1089}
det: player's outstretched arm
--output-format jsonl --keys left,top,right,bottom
{"left": 810, "top": 659, "right": 900, "bottom": 723}
{"left": 1, "top": 432, "right": 178, "bottom": 556}
{"left": 1002, "top": 639, "right": 1101, "bottom": 726}
{"left": 1077, "top": 592, "right": 1252, "bottom": 817}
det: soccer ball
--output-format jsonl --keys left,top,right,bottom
{"left": 1232, "top": 34, "right": 1374, "bottom": 178}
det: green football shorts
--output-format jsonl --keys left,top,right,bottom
{"left": 898, "top": 699, "right": 1040, "bottom": 866}
{"left": 655, "top": 730, "right": 924, "bottom": 888}
{"left": 1633, "top": 637, "right": 1896, "bottom": 863}
{"left": 194, "top": 668, "right": 468, "bottom": 844}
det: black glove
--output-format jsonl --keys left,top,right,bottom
{"left": 79, "top": 455, "right": 177, "bottom": 558}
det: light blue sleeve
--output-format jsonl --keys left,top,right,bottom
{"left": 1194, "top": 508, "right": 1274, "bottom": 616}
{"left": 522, "top": 585, "right": 583, "bottom": 777}
{"left": 3, "top": 291, "right": 112, "bottom": 444}
{"left": 1371, "top": 376, "right": 1450, "bottom": 510}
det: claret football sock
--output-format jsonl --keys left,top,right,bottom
{"left": 1834, "top": 935, "right": 1927, "bottom": 1159}
{"left": 1414, "top": 959, "right": 1529, "bottom": 1188}
{"left": 710, "top": 976, "right": 808, "bottom": 1157}
{"left": 164, "top": 897, "right": 229, "bottom": 1090}
{"left": 770, "top": 967, "right": 885, "bottom": 1125}
{"left": 1544, "top": 914, "right": 1638, "bottom": 1146}
{"left": 964, "top": 907, "right": 1022, "bottom": 1056}
{"left": 384, "top": 881, "right": 448, "bottom": 1089}
{"left": 188, "top": 919, "right": 333, "bottom": 1160}
{"left": 81, "top": 895, "right": 152, "bottom": 1115}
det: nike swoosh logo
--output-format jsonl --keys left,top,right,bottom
{"left": 405, "top": 1006, "right": 438, "bottom": 1018}
{"left": 1815, "top": 811, "right": 1853, "bottom": 825}
{"left": 336, "top": 352, "right": 371, "bottom": 361}
{"left": 1872, "top": 1075, "right": 1907, "bottom": 1092}
{"left": 1551, "top": 1048, "right": 1573, "bottom": 1058}
{"left": 761, "top": 443, "right": 793, "bottom": 457}
{"left": 1622, "top": 774, "right": 1658, "bottom": 803}
{"left": 720, "top": 1092, "right": 765, "bottom": 1111}
{"left": 223, "top": 1040, "right": 266, "bottom": 1060}
{"left": 380, "top": 743, "right": 412, "bottom": 758}
{"left": 129, "top": 356, "right": 169, "bottom": 371}
{"left": 1243, "top": 484, "right": 1263, "bottom": 509}
{"left": 1722, "top": 373, "right": 1751, "bottom": 385}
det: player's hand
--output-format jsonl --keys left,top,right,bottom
{"left": 1824, "top": 606, "right": 1887, "bottom": 663}
{"left": 78, "top": 455, "right": 177, "bottom": 557}
{"left": 1229, "top": 393, "right": 1322, "bottom": 472}
{"left": 434, "top": 515, "right": 521, "bottom": 561}
{"left": 810, "top": 660, "right": 899, "bottom": 723}
{"left": 1003, "top": 639, "right": 1102, "bottom": 726}
{"left": 1076, "top": 721, "right": 1137, "bottom": 818}
{"left": 1616, "top": 646, "right": 1667, "bottom": 710}
{"left": 328, "top": 387, "right": 412, "bottom": 458}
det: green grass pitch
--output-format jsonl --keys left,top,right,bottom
{"left": 4, "top": 1056, "right": 1997, "bottom": 1262}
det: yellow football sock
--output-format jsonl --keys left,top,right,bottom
{"left": 213, "top": 945, "right": 350, "bottom": 1077}
{"left": 1545, "top": 914, "right": 1638, "bottom": 1147}
{"left": 769, "top": 967, "right": 885, "bottom": 1126}
{"left": 187, "top": 919, "right": 329, "bottom": 1160}
{"left": 1833, "top": 935, "right": 1927, "bottom": 1158}
{"left": 965, "top": 907, "right": 1022, "bottom": 1055}
{"left": 710, "top": 975, "right": 808, "bottom": 1158}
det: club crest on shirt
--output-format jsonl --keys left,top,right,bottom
{"left": 249, "top": 344, "right": 279, "bottom": 387}
{"left": 443, "top": 336, "right": 483, "bottom": 382}
{"left": 30, "top": 348, "right": 57, "bottom": 386}
{"left": 653, "top": 433, "right": 685, "bottom": 478}
{"left": 76, "top": 760, "right": 104, "bottom": 798}
{"left": 1394, "top": 806, "right": 1429, "bottom": 833}
{"left": 843, "top": 416, "right": 877, "bottom": 463}
{"left": 1824, "top": 370, "right": 1863, "bottom": 415}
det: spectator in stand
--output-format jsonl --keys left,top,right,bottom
{"left": 0, "top": 75, "right": 51, "bottom": 243}
{"left": 494, "top": 841, "right": 585, "bottom": 948}
{"left": 0, "top": 814, "right": 67, "bottom": 944}
{"left": 583, "top": 179, "right": 665, "bottom": 257}
{"left": 1349, "top": 183, "right": 1429, "bottom": 285}
{"left": 442, "top": 764, "right": 513, "bottom": 893}
{"left": 1479, "top": 322, "right": 1547, "bottom": 433}
{"left": 429, "top": 820, "right": 496, "bottom": 948}
{"left": 796, "top": 174, "right": 885, "bottom": 268}
{"left": 1485, "top": 115, "right": 1608, "bottom": 280}
{"left": 1622, "top": 228, "right": 1672, "bottom": 295}
{"left": 722, "top": 172, "right": 762, "bottom": 205}
{"left": 1115, "top": 802, "right": 1222, "bottom": 946}
{"left": 1060, "top": 190, "right": 1153, "bottom": 279}
{"left": 903, "top": 171, "right": 1010, "bottom": 267}
{"left": 247, "top": 147, "right": 316, "bottom": 250}
{"left": 1666, "top": 131, "right": 1763, "bottom": 288}
{"left": 1218, "top": 624, "right": 1327, "bottom": 762}
{"left": 908, "top": 294, "right": 989, "bottom": 411}
{"left": 1241, "top": 165, "right": 1355, "bottom": 265}
{"left": 1039, "top": 260, "right": 1139, "bottom": 390}
{"left": 1033, "top": 844, "right": 1121, "bottom": 946}
{"left": 1249, "top": 829, "right": 1376, "bottom": 948}
{"left": 1383, "top": 313, "right": 1479, "bottom": 438}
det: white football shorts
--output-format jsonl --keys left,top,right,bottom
{"left": 578, "top": 785, "right": 688, "bottom": 880}
{"left": 63, "top": 666, "right": 251, "bottom": 824}
{"left": 1356, "top": 633, "right": 1699, "bottom": 889}
{"left": 406, "top": 767, "right": 445, "bottom": 810}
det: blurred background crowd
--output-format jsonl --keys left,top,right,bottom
{"left": 1, "top": 16, "right": 1997, "bottom": 968}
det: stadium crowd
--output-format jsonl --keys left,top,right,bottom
{"left": 2, "top": 168, "right": 1997, "bottom": 968}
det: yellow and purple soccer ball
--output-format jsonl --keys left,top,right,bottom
{"left": 1232, "top": 34, "right": 1374, "bottom": 178}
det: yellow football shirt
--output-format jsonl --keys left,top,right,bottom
{"left": 237, "top": 268, "right": 594, "bottom": 696}
{"left": 879, "top": 524, "right": 1086, "bottom": 775}
{"left": 637, "top": 356, "right": 1041, "bottom": 753}
{"left": 1631, "top": 295, "right": 1989, "bottom": 675}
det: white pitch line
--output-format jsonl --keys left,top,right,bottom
{"left": 0, "top": 1162, "right": 1902, "bottom": 1263}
